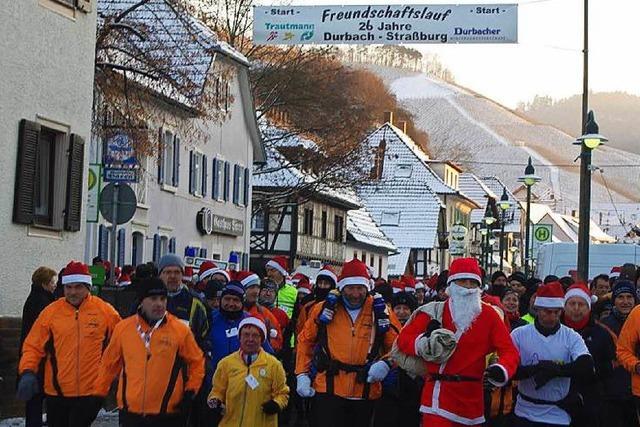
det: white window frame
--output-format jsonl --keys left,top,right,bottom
{"left": 395, "top": 164, "right": 413, "bottom": 178}
{"left": 381, "top": 211, "right": 400, "bottom": 226}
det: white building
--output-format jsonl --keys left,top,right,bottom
{"left": 1, "top": 1, "right": 97, "bottom": 316}
{"left": 85, "top": 1, "right": 264, "bottom": 270}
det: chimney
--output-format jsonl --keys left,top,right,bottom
{"left": 383, "top": 111, "right": 394, "bottom": 125}
{"left": 398, "top": 121, "right": 408, "bottom": 134}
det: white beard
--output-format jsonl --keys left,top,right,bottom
{"left": 446, "top": 283, "right": 482, "bottom": 335}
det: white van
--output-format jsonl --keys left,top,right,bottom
{"left": 535, "top": 243, "right": 640, "bottom": 280}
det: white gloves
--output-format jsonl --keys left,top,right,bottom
{"left": 296, "top": 374, "right": 315, "bottom": 398}
{"left": 367, "top": 360, "right": 391, "bottom": 383}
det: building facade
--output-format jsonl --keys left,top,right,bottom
{"left": 1, "top": 0, "right": 97, "bottom": 316}
{"left": 84, "top": 3, "right": 264, "bottom": 271}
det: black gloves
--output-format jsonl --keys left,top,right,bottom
{"left": 178, "top": 390, "right": 195, "bottom": 414}
{"left": 16, "top": 371, "right": 39, "bottom": 401}
{"left": 262, "top": 400, "right": 281, "bottom": 415}
{"left": 485, "top": 365, "right": 506, "bottom": 384}
{"left": 426, "top": 319, "right": 442, "bottom": 336}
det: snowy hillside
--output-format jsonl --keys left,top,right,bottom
{"left": 366, "top": 65, "right": 640, "bottom": 237}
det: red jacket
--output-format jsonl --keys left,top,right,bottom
{"left": 397, "top": 301, "right": 519, "bottom": 425}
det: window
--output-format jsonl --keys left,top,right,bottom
{"left": 362, "top": 251, "right": 367, "bottom": 263}
{"left": 236, "top": 166, "right": 246, "bottom": 206}
{"left": 243, "top": 168, "right": 250, "bottom": 207}
{"left": 233, "top": 164, "right": 241, "bottom": 204}
{"left": 160, "top": 236, "right": 169, "bottom": 257}
{"left": 395, "top": 164, "right": 412, "bottom": 178}
{"left": 303, "top": 208, "right": 314, "bottom": 235}
{"left": 13, "top": 119, "right": 84, "bottom": 231}
{"left": 252, "top": 209, "right": 265, "bottom": 232}
{"left": 34, "top": 128, "right": 56, "bottom": 226}
{"left": 212, "top": 158, "right": 225, "bottom": 200}
{"left": 321, "top": 211, "right": 328, "bottom": 238}
{"left": 133, "top": 156, "right": 148, "bottom": 205}
{"left": 189, "top": 151, "right": 207, "bottom": 196}
{"left": 378, "top": 257, "right": 383, "bottom": 277}
{"left": 334, "top": 215, "right": 344, "bottom": 242}
{"left": 223, "top": 161, "right": 231, "bottom": 201}
{"left": 381, "top": 211, "right": 400, "bottom": 226}
{"left": 158, "top": 130, "right": 180, "bottom": 187}
{"left": 370, "top": 254, "right": 375, "bottom": 267}
{"left": 354, "top": 251, "right": 358, "bottom": 260}
{"left": 132, "top": 232, "right": 144, "bottom": 265}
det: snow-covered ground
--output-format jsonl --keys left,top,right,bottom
{"left": 0, "top": 410, "right": 119, "bottom": 427}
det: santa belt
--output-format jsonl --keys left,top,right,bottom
{"left": 427, "top": 373, "right": 480, "bottom": 382}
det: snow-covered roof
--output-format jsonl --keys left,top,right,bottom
{"left": 388, "top": 248, "right": 411, "bottom": 277}
{"left": 481, "top": 176, "right": 521, "bottom": 233}
{"left": 253, "top": 145, "right": 360, "bottom": 209}
{"left": 347, "top": 207, "right": 397, "bottom": 253}
{"left": 97, "top": 0, "right": 249, "bottom": 105}
{"left": 363, "top": 123, "right": 456, "bottom": 195}
{"left": 458, "top": 173, "right": 497, "bottom": 224}
{"left": 357, "top": 181, "right": 443, "bottom": 250}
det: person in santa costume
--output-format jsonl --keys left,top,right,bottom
{"left": 396, "top": 257, "right": 520, "bottom": 426}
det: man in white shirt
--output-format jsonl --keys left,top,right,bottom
{"left": 510, "top": 282, "right": 594, "bottom": 427}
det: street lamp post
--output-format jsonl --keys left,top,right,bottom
{"left": 498, "top": 187, "right": 512, "bottom": 272}
{"left": 480, "top": 226, "right": 488, "bottom": 270}
{"left": 518, "top": 157, "right": 541, "bottom": 278}
{"left": 483, "top": 206, "right": 497, "bottom": 271}
{"left": 488, "top": 236, "right": 497, "bottom": 276}
{"left": 575, "top": 111, "right": 607, "bottom": 281}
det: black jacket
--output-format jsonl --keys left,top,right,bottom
{"left": 19, "top": 283, "right": 55, "bottom": 351}
{"left": 599, "top": 310, "right": 633, "bottom": 400}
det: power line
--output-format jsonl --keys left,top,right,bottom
{"left": 597, "top": 169, "right": 630, "bottom": 232}
{"left": 455, "top": 160, "right": 640, "bottom": 168}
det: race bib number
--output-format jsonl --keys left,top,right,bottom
{"left": 245, "top": 374, "right": 259, "bottom": 390}
{"left": 225, "top": 327, "right": 239, "bottom": 338}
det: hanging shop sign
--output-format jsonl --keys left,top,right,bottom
{"left": 254, "top": 4, "right": 517, "bottom": 45}
{"left": 197, "top": 208, "right": 244, "bottom": 236}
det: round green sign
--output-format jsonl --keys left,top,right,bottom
{"left": 88, "top": 168, "right": 97, "bottom": 190}
{"left": 535, "top": 226, "right": 551, "bottom": 242}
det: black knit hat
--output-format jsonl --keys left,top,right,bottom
{"left": 392, "top": 291, "right": 418, "bottom": 312}
{"left": 491, "top": 271, "right": 507, "bottom": 283}
{"left": 612, "top": 280, "right": 637, "bottom": 301}
{"left": 137, "top": 277, "right": 167, "bottom": 300}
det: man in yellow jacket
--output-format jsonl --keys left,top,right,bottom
{"left": 95, "top": 277, "right": 205, "bottom": 427}
{"left": 208, "top": 317, "right": 289, "bottom": 427}
{"left": 17, "top": 261, "right": 121, "bottom": 427}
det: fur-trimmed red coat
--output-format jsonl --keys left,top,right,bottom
{"left": 397, "top": 301, "right": 520, "bottom": 425}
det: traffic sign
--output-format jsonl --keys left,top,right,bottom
{"left": 532, "top": 224, "right": 553, "bottom": 259}
{"left": 99, "top": 183, "right": 137, "bottom": 225}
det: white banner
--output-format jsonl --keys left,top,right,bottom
{"left": 253, "top": 4, "right": 517, "bottom": 45}
{"left": 86, "top": 164, "right": 101, "bottom": 223}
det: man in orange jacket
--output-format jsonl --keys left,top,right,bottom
{"left": 17, "top": 261, "right": 121, "bottom": 427}
{"left": 95, "top": 277, "right": 205, "bottom": 427}
{"left": 295, "top": 259, "right": 400, "bottom": 427}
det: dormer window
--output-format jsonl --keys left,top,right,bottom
{"left": 395, "top": 164, "right": 412, "bottom": 178}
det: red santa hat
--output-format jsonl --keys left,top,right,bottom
{"left": 62, "top": 261, "right": 92, "bottom": 286}
{"left": 183, "top": 266, "right": 194, "bottom": 284}
{"left": 297, "top": 278, "right": 313, "bottom": 295}
{"left": 337, "top": 259, "right": 371, "bottom": 291}
{"left": 565, "top": 283, "right": 597, "bottom": 308}
{"left": 401, "top": 275, "right": 417, "bottom": 293}
{"left": 238, "top": 316, "right": 267, "bottom": 342}
{"left": 534, "top": 282, "right": 565, "bottom": 309}
{"left": 610, "top": 266, "right": 621, "bottom": 279}
{"left": 266, "top": 256, "right": 289, "bottom": 277}
{"left": 117, "top": 274, "right": 131, "bottom": 287}
{"left": 235, "top": 270, "right": 261, "bottom": 289}
{"left": 426, "top": 274, "right": 439, "bottom": 290}
{"left": 198, "top": 261, "right": 219, "bottom": 282}
{"left": 415, "top": 281, "right": 426, "bottom": 290}
{"left": 391, "top": 279, "right": 404, "bottom": 294}
{"left": 447, "top": 258, "right": 482, "bottom": 285}
{"left": 316, "top": 265, "right": 338, "bottom": 286}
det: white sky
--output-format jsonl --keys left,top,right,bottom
{"left": 288, "top": 0, "right": 640, "bottom": 108}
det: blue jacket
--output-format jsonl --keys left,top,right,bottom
{"left": 204, "top": 310, "right": 274, "bottom": 390}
